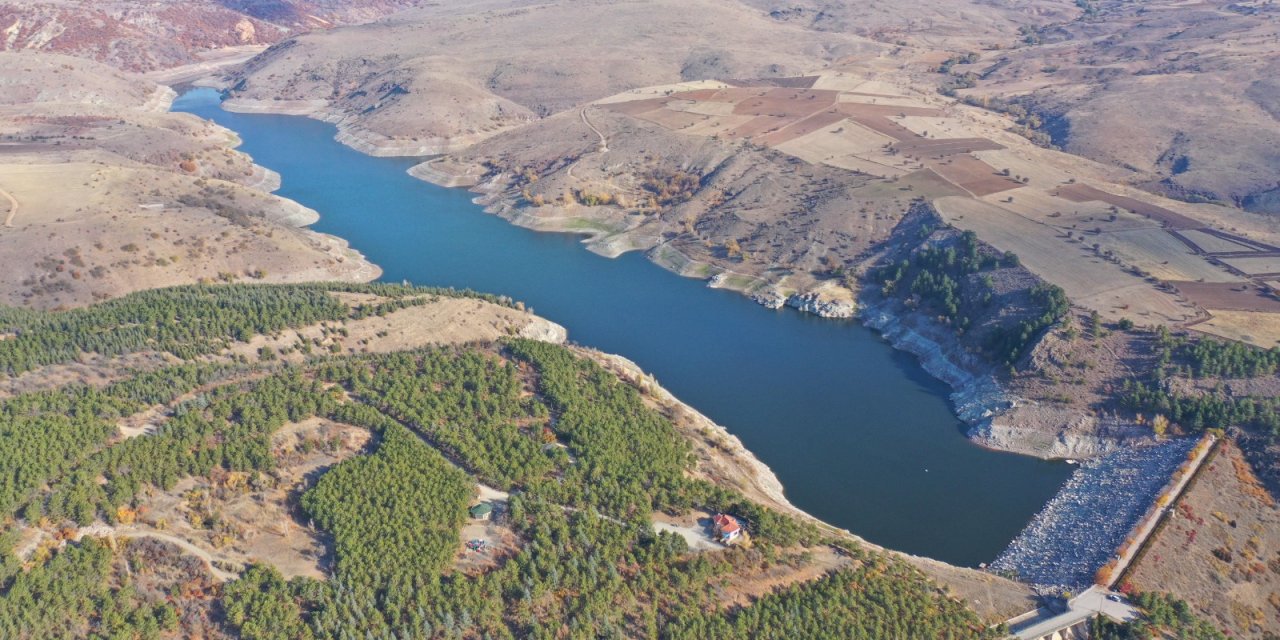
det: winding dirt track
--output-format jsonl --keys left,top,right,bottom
{"left": 77, "top": 524, "right": 239, "bottom": 582}
{"left": 0, "top": 187, "right": 16, "bottom": 227}
{"left": 567, "top": 107, "right": 610, "bottom": 179}
{"left": 581, "top": 107, "right": 608, "bottom": 152}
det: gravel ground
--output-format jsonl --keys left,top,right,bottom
{"left": 990, "top": 438, "right": 1196, "bottom": 591}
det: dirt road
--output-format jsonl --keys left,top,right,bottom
{"left": 581, "top": 107, "right": 608, "bottom": 152}
{"left": 77, "top": 524, "right": 240, "bottom": 582}
{"left": 142, "top": 45, "right": 267, "bottom": 86}
{"left": 1107, "top": 435, "right": 1217, "bottom": 588}
{"left": 0, "top": 187, "right": 16, "bottom": 227}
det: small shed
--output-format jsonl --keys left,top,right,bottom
{"left": 469, "top": 502, "right": 494, "bottom": 520}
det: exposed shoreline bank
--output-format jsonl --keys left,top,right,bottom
{"left": 221, "top": 98, "right": 524, "bottom": 157}
{"left": 170, "top": 92, "right": 385, "bottom": 287}
{"left": 418, "top": 162, "right": 1145, "bottom": 462}
{"left": 860, "top": 297, "right": 1150, "bottom": 461}
{"left": 202, "top": 91, "right": 1136, "bottom": 463}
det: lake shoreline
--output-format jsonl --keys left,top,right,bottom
{"left": 580, "top": 346, "right": 1042, "bottom": 620}
{"left": 411, "top": 157, "right": 1141, "bottom": 463}
{"left": 174, "top": 87, "right": 1076, "bottom": 567}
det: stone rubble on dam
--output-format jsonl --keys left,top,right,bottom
{"left": 989, "top": 438, "right": 1197, "bottom": 592}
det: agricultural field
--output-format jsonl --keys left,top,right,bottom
{"left": 1196, "top": 311, "right": 1280, "bottom": 347}
{"left": 586, "top": 67, "right": 1280, "bottom": 345}
{"left": 932, "top": 196, "right": 1198, "bottom": 325}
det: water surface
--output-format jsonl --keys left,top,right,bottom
{"left": 175, "top": 88, "right": 1070, "bottom": 566}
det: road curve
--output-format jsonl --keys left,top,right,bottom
{"left": 581, "top": 107, "right": 608, "bottom": 153}
{"left": 0, "top": 187, "right": 17, "bottom": 227}
{"left": 77, "top": 524, "right": 240, "bottom": 582}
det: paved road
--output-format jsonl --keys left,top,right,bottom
{"left": 1011, "top": 587, "right": 1139, "bottom": 640}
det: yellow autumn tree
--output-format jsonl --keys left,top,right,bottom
{"left": 1152, "top": 414, "right": 1169, "bottom": 438}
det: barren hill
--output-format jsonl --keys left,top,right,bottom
{"left": 0, "top": 51, "right": 377, "bottom": 309}
{"left": 0, "top": 0, "right": 428, "bottom": 73}
{"left": 740, "top": 0, "right": 1078, "bottom": 49}
{"left": 943, "top": 0, "right": 1280, "bottom": 214}
{"left": 220, "top": 0, "right": 1280, "bottom": 216}
{"left": 222, "top": 0, "right": 882, "bottom": 154}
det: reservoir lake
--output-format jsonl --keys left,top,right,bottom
{"left": 176, "top": 88, "right": 1071, "bottom": 567}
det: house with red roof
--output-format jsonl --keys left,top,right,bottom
{"left": 712, "top": 513, "right": 743, "bottom": 545}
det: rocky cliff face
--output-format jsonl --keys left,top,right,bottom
{"left": 858, "top": 204, "right": 1155, "bottom": 459}
{"left": 861, "top": 298, "right": 1154, "bottom": 459}
{"left": 861, "top": 300, "right": 1012, "bottom": 422}
{"left": 785, "top": 288, "right": 857, "bottom": 319}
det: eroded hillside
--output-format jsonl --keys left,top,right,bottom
{"left": 222, "top": 0, "right": 883, "bottom": 154}
{"left": 940, "top": 0, "right": 1280, "bottom": 214}
{"left": 0, "top": 0, "right": 431, "bottom": 72}
{"left": 0, "top": 52, "right": 377, "bottom": 309}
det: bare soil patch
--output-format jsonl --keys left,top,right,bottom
{"left": 723, "top": 115, "right": 794, "bottom": 139}
{"left": 224, "top": 296, "right": 565, "bottom": 363}
{"left": 731, "top": 88, "right": 838, "bottom": 118}
{"left": 1178, "top": 229, "right": 1266, "bottom": 255}
{"left": 894, "top": 136, "right": 1005, "bottom": 157}
{"left": 1222, "top": 256, "right": 1280, "bottom": 277}
{"left": 652, "top": 510, "right": 721, "bottom": 552}
{"left": 126, "top": 417, "right": 372, "bottom": 580}
{"left": 1171, "top": 281, "right": 1280, "bottom": 313}
{"left": 932, "top": 155, "right": 1022, "bottom": 196}
{"left": 1195, "top": 310, "right": 1280, "bottom": 347}
{"left": 713, "top": 545, "right": 853, "bottom": 608}
{"left": 1055, "top": 184, "right": 1203, "bottom": 231}
{"left": 725, "top": 76, "right": 820, "bottom": 89}
{"left": 454, "top": 518, "right": 519, "bottom": 576}
{"left": 756, "top": 109, "right": 847, "bottom": 147}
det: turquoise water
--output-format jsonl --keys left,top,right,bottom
{"left": 175, "top": 88, "right": 1070, "bottom": 566}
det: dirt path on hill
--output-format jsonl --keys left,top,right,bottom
{"left": 76, "top": 524, "right": 240, "bottom": 582}
{"left": 582, "top": 107, "right": 608, "bottom": 152}
{"left": 567, "top": 107, "right": 610, "bottom": 179}
{"left": 1, "top": 187, "right": 17, "bottom": 227}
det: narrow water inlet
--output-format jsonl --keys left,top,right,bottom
{"left": 174, "top": 88, "right": 1073, "bottom": 567}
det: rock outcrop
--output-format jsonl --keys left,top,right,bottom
{"left": 785, "top": 288, "right": 856, "bottom": 319}
{"left": 861, "top": 300, "right": 1012, "bottom": 426}
{"left": 861, "top": 298, "right": 1152, "bottom": 460}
